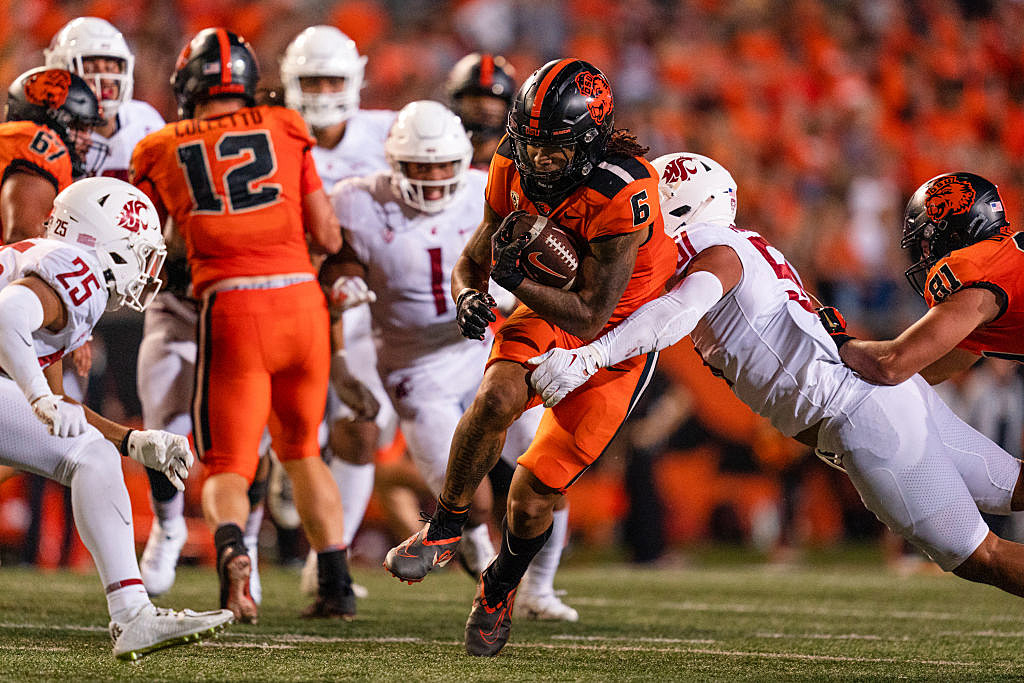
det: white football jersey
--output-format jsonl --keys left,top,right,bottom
{"left": 678, "top": 222, "right": 872, "bottom": 437}
{"left": 332, "top": 169, "right": 487, "bottom": 368}
{"left": 312, "top": 109, "right": 397, "bottom": 191}
{"left": 0, "top": 239, "right": 108, "bottom": 367}
{"left": 89, "top": 100, "right": 165, "bottom": 180}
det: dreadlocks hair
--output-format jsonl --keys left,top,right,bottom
{"left": 605, "top": 129, "right": 650, "bottom": 158}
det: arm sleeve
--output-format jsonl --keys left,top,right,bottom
{"left": 591, "top": 269, "right": 723, "bottom": 367}
{"left": 0, "top": 284, "right": 52, "bottom": 404}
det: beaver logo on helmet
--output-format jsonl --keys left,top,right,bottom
{"left": 925, "top": 175, "right": 976, "bottom": 223}
{"left": 575, "top": 71, "right": 612, "bottom": 125}
{"left": 24, "top": 69, "right": 71, "bottom": 109}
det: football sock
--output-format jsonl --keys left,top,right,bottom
{"left": 430, "top": 497, "right": 470, "bottom": 541}
{"left": 68, "top": 443, "right": 148, "bottom": 621}
{"left": 243, "top": 503, "right": 264, "bottom": 553}
{"left": 247, "top": 476, "right": 267, "bottom": 509}
{"left": 483, "top": 520, "right": 553, "bottom": 606}
{"left": 328, "top": 458, "right": 374, "bottom": 547}
{"left": 150, "top": 489, "right": 184, "bottom": 526}
{"left": 317, "top": 548, "right": 353, "bottom": 598}
{"left": 521, "top": 506, "right": 568, "bottom": 595}
{"left": 214, "top": 523, "right": 246, "bottom": 567}
{"left": 146, "top": 465, "right": 180, "bottom": 504}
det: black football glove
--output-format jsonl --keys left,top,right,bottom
{"left": 456, "top": 288, "right": 497, "bottom": 340}
{"left": 490, "top": 211, "right": 529, "bottom": 291}
{"left": 816, "top": 305, "right": 855, "bottom": 350}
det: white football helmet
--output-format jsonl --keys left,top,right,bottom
{"left": 281, "top": 26, "right": 366, "bottom": 130}
{"left": 651, "top": 153, "right": 737, "bottom": 233}
{"left": 386, "top": 100, "right": 473, "bottom": 214}
{"left": 44, "top": 17, "right": 134, "bottom": 118}
{"left": 46, "top": 177, "right": 166, "bottom": 312}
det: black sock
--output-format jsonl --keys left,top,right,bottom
{"left": 317, "top": 548, "right": 352, "bottom": 598}
{"left": 428, "top": 497, "right": 470, "bottom": 541}
{"left": 214, "top": 523, "right": 246, "bottom": 567}
{"left": 483, "top": 520, "right": 552, "bottom": 605}
{"left": 247, "top": 477, "right": 268, "bottom": 508}
{"left": 146, "top": 466, "right": 179, "bottom": 503}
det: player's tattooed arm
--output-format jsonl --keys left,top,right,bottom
{"left": 515, "top": 227, "right": 646, "bottom": 340}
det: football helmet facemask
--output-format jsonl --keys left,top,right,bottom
{"left": 902, "top": 172, "right": 1009, "bottom": 297}
{"left": 506, "top": 58, "right": 614, "bottom": 204}
{"left": 281, "top": 25, "right": 366, "bottom": 130}
{"left": 446, "top": 53, "right": 516, "bottom": 139}
{"left": 46, "top": 177, "right": 166, "bottom": 312}
{"left": 652, "top": 153, "right": 737, "bottom": 234}
{"left": 44, "top": 17, "right": 134, "bottom": 118}
{"left": 5, "top": 67, "right": 106, "bottom": 177}
{"left": 386, "top": 100, "right": 473, "bottom": 213}
{"left": 172, "top": 28, "right": 259, "bottom": 119}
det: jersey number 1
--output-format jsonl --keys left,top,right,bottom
{"left": 177, "top": 131, "right": 281, "bottom": 214}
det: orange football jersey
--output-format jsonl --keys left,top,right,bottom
{"left": 922, "top": 229, "right": 1024, "bottom": 358}
{"left": 0, "top": 120, "right": 75, "bottom": 242}
{"left": 485, "top": 137, "right": 675, "bottom": 330}
{"left": 131, "top": 105, "right": 323, "bottom": 297}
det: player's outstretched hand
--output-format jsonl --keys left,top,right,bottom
{"left": 329, "top": 275, "right": 376, "bottom": 312}
{"left": 455, "top": 289, "right": 496, "bottom": 340}
{"left": 125, "top": 430, "right": 193, "bottom": 492}
{"left": 31, "top": 394, "right": 89, "bottom": 438}
{"left": 330, "top": 353, "right": 380, "bottom": 421}
{"left": 527, "top": 346, "right": 603, "bottom": 408}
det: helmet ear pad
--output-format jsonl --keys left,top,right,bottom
{"left": 506, "top": 59, "right": 614, "bottom": 203}
{"left": 900, "top": 172, "right": 1009, "bottom": 297}
{"left": 172, "top": 28, "right": 260, "bottom": 119}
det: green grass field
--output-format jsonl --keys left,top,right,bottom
{"left": 1, "top": 547, "right": 1022, "bottom": 681}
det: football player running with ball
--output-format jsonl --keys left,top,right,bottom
{"left": 531, "top": 154, "right": 1024, "bottom": 608}
{"left": 383, "top": 59, "right": 677, "bottom": 656}
{"left": 0, "top": 177, "right": 232, "bottom": 660}
{"left": 132, "top": 28, "right": 371, "bottom": 622}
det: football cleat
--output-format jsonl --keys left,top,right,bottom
{"left": 218, "top": 549, "right": 258, "bottom": 624}
{"left": 383, "top": 523, "right": 460, "bottom": 583}
{"left": 139, "top": 516, "right": 187, "bottom": 597}
{"left": 300, "top": 550, "right": 368, "bottom": 598}
{"left": 514, "top": 591, "right": 579, "bottom": 622}
{"left": 301, "top": 588, "right": 357, "bottom": 621}
{"left": 110, "top": 603, "right": 233, "bottom": 661}
{"left": 457, "top": 523, "right": 496, "bottom": 578}
{"left": 464, "top": 580, "right": 517, "bottom": 657}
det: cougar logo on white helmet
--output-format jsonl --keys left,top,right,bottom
{"left": 651, "top": 153, "right": 737, "bottom": 233}
{"left": 281, "top": 26, "right": 366, "bottom": 130}
{"left": 386, "top": 100, "right": 473, "bottom": 214}
{"left": 44, "top": 17, "right": 134, "bottom": 117}
{"left": 46, "top": 177, "right": 166, "bottom": 312}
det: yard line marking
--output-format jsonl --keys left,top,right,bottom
{"left": 755, "top": 632, "right": 912, "bottom": 641}
{"left": 0, "top": 645, "right": 70, "bottom": 652}
{"left": 0, "top": 622, "right": 105, "bottom": 633}
{"left": 568, "top": 599, "right": 1021, "bottom": 623}
{"left": 552, "top": 635, "right": 717, "bottom": 644}
{"left": 199, "top": 642, "right": 297, "bottom": 650}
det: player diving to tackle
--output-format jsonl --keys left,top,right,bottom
{"left": 530, "top": 152, "right": 1024, "bottom": 603}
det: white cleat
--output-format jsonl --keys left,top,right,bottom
{"left": 110, "top": 603, "right": 233, "bottom": 661}
{"left": 267, "top": 452, "right": 300, "bottom": 530}
{"left": 299, "top": 549, "right": 367, "bottom": 598}
{"left": 139, "top": 517, "right": 187, "bottom": 597}
{"left": 247, "top": 544, "right": 262, "bottom": 605}
{"left": 458, "top": 523, "right": 496, "bottom": 578}
{"left": 514, "top": 591, "right": 579, "bottom": 622}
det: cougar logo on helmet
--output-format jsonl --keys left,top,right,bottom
{"left": 575, "top": 71, "right": 611, "bottom": 125}
{"left": 925, "top": 176, "right": 976, "bottom": 222}
{"left": 661, "top": 156, "right": 701, "bottom": 184}
{"left": 117, "top": 199, "right": 150, "bottom": 233}
{"left": 24, "top": 70, "right": 71, "bottom": 109}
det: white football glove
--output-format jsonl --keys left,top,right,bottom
{"left": 31, "top": 394, "right": 89, "bottom": 438}
{"left": 125, "top": 430, "right": 194, "bottom": 492}
{"left": 527, "top": 345, "right": 605, "bottom": 408}
{"left": 329, "top": 275, "right": 376, "bottom": 312}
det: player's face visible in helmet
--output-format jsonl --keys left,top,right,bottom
{"left": 298, "top": 75, "right": 347, "bottom": 95}
{"left": 456, "top": 94, "right": 508, "bottom": 136}
{"left": 80, "top": 56, "right": 126, "bottom": 111}
{"left": 523, "top": 143, "right": 575, "bottom": 173}
{"left": 403, "top": 161, "right": 457, "bottom": 201}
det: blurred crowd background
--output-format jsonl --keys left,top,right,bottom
{"left": 1, "top": 0, "right": 1023, "bottom": 571}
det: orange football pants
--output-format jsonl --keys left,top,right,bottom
{"left": 488, "top": 306, "right": 657, "bottom": 492}
{"left": 193, "top": 280, "right": 330, "bottom": 482}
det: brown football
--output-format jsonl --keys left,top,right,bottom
{"left": 505, "top": 213, "right": 583, "bottom": 290}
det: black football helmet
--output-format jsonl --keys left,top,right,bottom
{"left": 902, "top": 172, "right": 1009, "bottom": 296}
{"left": 506, "top": 58, "right": 614, "bottom": 203}
{"left": 5, "top": 67, "right": 105, "bottom": 177}
{"left": 446, "top": 53, "right": 516, "bottom": 138}
{"left": 171, "top": 28, "right": 259, "bottom": 119}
